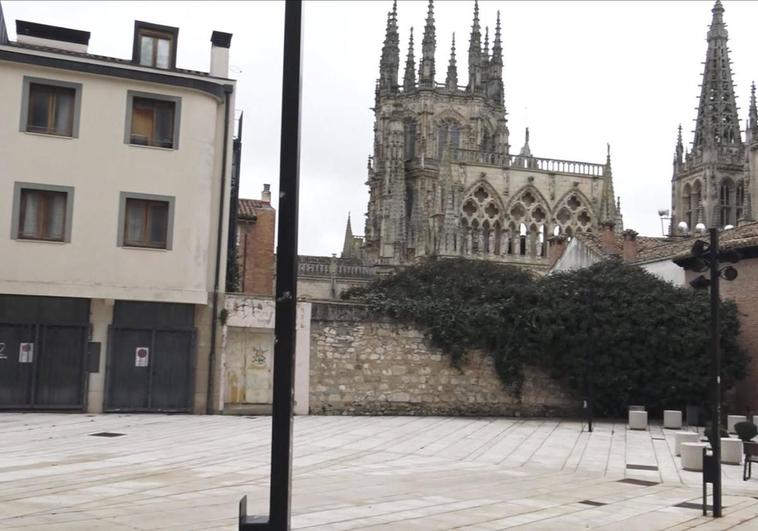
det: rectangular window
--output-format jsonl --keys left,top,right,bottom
{"left": 26, "top": 83, "right": 76, "bottom": 136}
{"left": 139, "top": 31, "right": 172, "bottom": 69}
{"left": 123, "top": 198, "right": 170, "bottom": 249}
{"left": 129, "top": 97, "right": 176, "bottom": 148}
{"left": 17, "top": 189, "right": 68, "bottom": 241}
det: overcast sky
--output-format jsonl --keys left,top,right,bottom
{"left": 5, "top": 1, "right": 758, "bottom": 255}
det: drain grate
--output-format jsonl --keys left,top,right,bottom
{"left": 626, "top": 464, "right": 658, "bottom": 471}
{"left": 617, "top": 478, "right": 659, "bottom": 486}
{"left": 89, "top": 432, "right": 125, "bottom": 438}
{"left": 579, "top": 500, "right": 607, "bottom": 507}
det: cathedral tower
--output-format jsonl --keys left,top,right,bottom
{"left": 363, "top": 0, "right": 621, "bottom": 272}
{"left": 672, "top": 0, "right": 753, "bottom": 231}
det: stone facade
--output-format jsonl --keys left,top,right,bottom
{"left": 360, "top": 0, "right": 622, "bottom": 274}
{"left": 309, "top": 301, "right": 577, "bottom": 416}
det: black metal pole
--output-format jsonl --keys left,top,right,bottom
{"left": 587, "top": 284, "right": 594, "bottom": 433}
{"left": 239, "top": 2, "right": 302, "bottom": 529}
{"left": 709, "top": 227, "right": 722, "bottom": 518}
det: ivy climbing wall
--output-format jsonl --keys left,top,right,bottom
{"left": 309, "top": 302, "right": 577, "bottom": 416}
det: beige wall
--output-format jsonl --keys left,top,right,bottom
{"left": 221, "top": 294, "right": 311, "bottom": 415}
{"left": 0, "top": 60, "right": 233, "bottom": 305}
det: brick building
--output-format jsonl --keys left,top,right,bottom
{"left": 236, "top": 185, "right": 275, "bottom": 296}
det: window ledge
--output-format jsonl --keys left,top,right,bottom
{"left": 13, "top": 238, "right": 67, "bottom": 245}
{"left": 120, "top": 245, "right": 171, "bottom": 252}
{"left": 22, "top": 131, "right": 76, "bottom": 140}
{"left": 126, "top": 143, "right": 176, "bottom": 152}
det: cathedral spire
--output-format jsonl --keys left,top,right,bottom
{"left": 675, "top": 124, "right": 684, "bottom": 164}
{"left": 342, "top": 213, "right": 355, "bottom": 259}
{"left": 446, "top": 32, "right": 458, "bottom": 90}
{"left": 519, "top": 127, "right": 531, "bottom": 157}
{"left": 693, "top": 0, "right": 741, "bottom": 149}
{"left": 488, "top": 11, "right": 504, "bottom": 106}
{"left": 378, "top": 1, "right": 400, "bottom": 92}
{"left": 418, "top": 0, "right": 436, "bottom": 88}
{"left": 749, "top": 81, "right": 758, "bottom": 142}
{"left": 404, "top": 27, "right": 416, "bottom": 91}
{"left": 467, "top": 0, "right": 482, "bottom": 93}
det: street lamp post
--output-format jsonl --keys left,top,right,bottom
{"left": 689, "top": 227, "right": 740, "bottom": 518}
{"left": 238, "top": 1, "right": 303, "bottom": 529}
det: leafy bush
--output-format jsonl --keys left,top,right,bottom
{"left": 735, "top": 421, "right": 758, "bottom": 442}
{"left": 343, "top": 258, "right": 747, "bottom": 416}
{"left": 705, "top": 425, "right": 730, "bottom": 447}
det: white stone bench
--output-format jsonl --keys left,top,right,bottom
{"left": 721, "top": 437, "right": 743, "bottom": 465}
{"left": 629, "top": 410, "right": 648, "bottom": 430}
{"left": 728, "top": 415, "right": 747, "bottom": 434}
{"left": 664, "top": 410, "right": 682, "bottom": 429}
{"left": 681, "top": 442, "right": 708, "bottom": 471}
{"left": 674, "top": 431, "right": 700, "bottom": 456}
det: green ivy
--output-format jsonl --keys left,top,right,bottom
{"left": 342, "top": 258, "right": 747, "bottom": 416}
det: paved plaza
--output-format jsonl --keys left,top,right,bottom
{"left": 2, "top": 414, "right": 758, "bottom": 530}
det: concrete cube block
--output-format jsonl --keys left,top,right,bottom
{"left": 629, "top": 410, "right": 648, "bottom": 430}
{"left": 664, "top": 410, "right": 682, "bottom": 429}
{"left": 681, "top": 442, "right": 707, "bottom": 471}
{"left": 674, "top": 431, "right": 700, "bottom": 456}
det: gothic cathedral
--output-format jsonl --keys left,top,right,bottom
{"left": 671, "top": 0, "right": 756, "bottom": 232}
{"left": 356, "top": 0, "right": 622, "bottom": 272}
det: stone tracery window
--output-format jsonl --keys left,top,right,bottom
{"left": 720, "top": 179, "right": 734, "bottom": 227}
{"left": 736, "top": 180, "right": 745, "bottom": 220}
{"left": 438, "top": 121, "right": 461, "bottom": 160}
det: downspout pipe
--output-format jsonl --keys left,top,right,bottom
{"left": 207, "top": 84, "right": 234, "bottom": 414}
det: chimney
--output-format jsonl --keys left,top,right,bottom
{"left": 547, "top": 235, "right": 568, "bottom": 269}
{"left": 600, "top": 221, "right": 618, "bottom": 255}
{"left": 16, "top": 20, "right": 90, "bottom": 53}
{"left": 210, "top": 30, "right": 232, "bottom": 77}
{"left": 261, "top": 183, "right": 271, "bottom": 203}
{"left": 622, "top": 229, "right": 639, "bottom": 263}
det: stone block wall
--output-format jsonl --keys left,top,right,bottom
{"left": 310, "top": 302, "right": 577, "bottom": 416}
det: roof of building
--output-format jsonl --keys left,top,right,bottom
{"left": 238, "top": 198, "right": 273, "bottom": 221}
{"left": 573, "top": 221, "right": 758, "bottom": 265}
{"left": 572, "top": 231, "right": 670, "bottom": 263}
{"left": 4, "top": 41, "right": 219, "bottom": 78}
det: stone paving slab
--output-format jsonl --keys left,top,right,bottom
{"left": 1, "top": 414, "right": 758, "bottom": 529}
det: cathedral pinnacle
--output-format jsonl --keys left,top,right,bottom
{"left": 467, "top": 0, "right": 482, "bottom": 92}
{"left": 749, "top": 81, "right": 758, "bottom": 140}
{"left": 419, "top": 0, "right": 436, "bottom": 88}
{"left": 491, "top": 11, "right": 502, "bottom": 67}
{"left": 446, "top": 32, "right": 458, "bottom": 90}
{"left": 708, "top": 0, "right": 727, "bottom": 41}
{"left": 675, "top": 124, "right": 684, "bottom": 163}
{"left": 404, "top": 27, "right": 416, "bottom": 91}
{"left": 378, "top": 2, "right": 400, "bottom": 92}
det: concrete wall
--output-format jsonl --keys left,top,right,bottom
{"left": 0, "top": 60, "right": 232, "bottom": 305}
{"left": 309, "top": 302, "right": 577, "bottom": 416}
{"left": 221, "top": 294, "right": 310, "bottom": 415}
{"left": 642, "top": 259, "right": 685, "bottom": 286}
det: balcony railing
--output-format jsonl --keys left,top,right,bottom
{"left": 449, "top": 148, "right": 605, "bottom": 177}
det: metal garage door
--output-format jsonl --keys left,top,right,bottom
{"left": 0, "top": 296, "right": 89, "bottom": 410}
{"left": 105, "top": 301, "right": 196, "bottom": 412}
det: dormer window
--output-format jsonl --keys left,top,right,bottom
{"left": 132, "top": 21, "right": 178, "bottom": 70}
{"left": 139, "top": 31, "right": 171, "bottom": 68}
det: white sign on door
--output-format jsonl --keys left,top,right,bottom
{"left": 135, "top": 347, "right": 149, "bottom": 367}
{"left": 19, "top": 343, "right": 34, "bottom": 363}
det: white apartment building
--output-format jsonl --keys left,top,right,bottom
{"left": 0, "top": 7, "right": 235, "bottom": 413}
